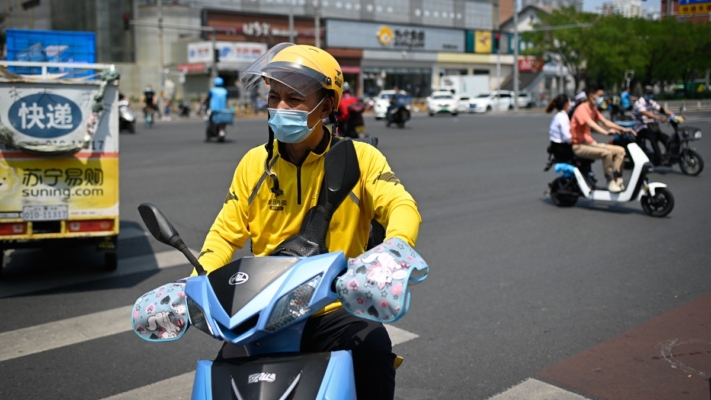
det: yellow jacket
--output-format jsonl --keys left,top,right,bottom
{"left": 197, "top": 134, "right": 421, "bottom": 274}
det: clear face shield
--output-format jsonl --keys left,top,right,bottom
{"left": 240, "top": 43, "right": 332, "bottom": 99}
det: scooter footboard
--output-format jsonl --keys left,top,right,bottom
{"left": 191, "top": 350, "right": 356, "bottom": 400}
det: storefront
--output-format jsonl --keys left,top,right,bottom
{"left": 203, "top": 10, "right": 322, "bottom": 46}
{"left": 174, "top": 10, "right": 326, "bottom": 102}
{"left": 325, "top": 19, "right": 465, "bottom": 98}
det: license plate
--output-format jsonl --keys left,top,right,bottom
{"left": 22, "top": 205, "right": 68, "bottom": 221}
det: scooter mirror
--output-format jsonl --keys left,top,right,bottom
{"left": 138, "top": 203, "right": 180, "bottom": 246}
{"left": 323, "top": 139, "right": 360, "bottom": 210}
{"left": 132, "top": 282, "right": 190, "bottom": 342}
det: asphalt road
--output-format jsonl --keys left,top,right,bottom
{"left": 1, "top": 110, "right": 710, "bottom": 400}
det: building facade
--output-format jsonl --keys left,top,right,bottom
{"left": 130, "top": 0, "right": 508, "bottom": 101}
{"left": 661, "top": 0, "right": 710, "bottom": 23}
{"left": 594, "top": 0, "right": 645, "bottom": 18}
{"left": 5, "top": 0, "right": 514, "bottom": 100}
{"left": 2, "top": 0, "right": 134, "bottom": 63}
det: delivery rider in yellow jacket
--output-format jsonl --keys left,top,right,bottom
{"left": 198, "top": 43, "right": 421, "bottom": 400}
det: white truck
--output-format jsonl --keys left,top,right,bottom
{"left": 0, "top": 61, "right": 121, "bottom": 274}
{"left": 437, "top": 75, "right": 489, "bottom": 99}
{"left": 435, "top": 75, "right": 490, "bottom": 112}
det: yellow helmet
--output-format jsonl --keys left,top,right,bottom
{"left": 240, "top": 43, "right": 343, "bottom": 112}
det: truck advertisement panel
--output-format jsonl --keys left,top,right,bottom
{"left": 0, "top": 83, "right": 118, "bottom": 221}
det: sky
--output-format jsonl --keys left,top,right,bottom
{"left": 582, "top": 0, "right": 661, "bottom": 13}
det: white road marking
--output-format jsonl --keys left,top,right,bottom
{"left": 101, "top": 324, "right": 419, "bottom": 399}
{"left": 103, "top": 372, "right": 195, "bottom": 400}
{"left": 386, "top": 324, "right": 419, "bottom": 346}
{"left": 487, "top": 378, "right": 591, "bottom": 400}
{"left": 0, "top": 249, "right": 196, "bottom": 298}
{"left": 0, "top": 305, "right": 134, "bottom": 363}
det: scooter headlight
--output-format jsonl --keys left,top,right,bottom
{"left": 265, "top": 275, "right": 322, "bottom": 332}
{"left": 187, "top": 297, "right": 214, "bottom": 336}
{"left": 694, "top": 130, "right": 702, "bottom": 139}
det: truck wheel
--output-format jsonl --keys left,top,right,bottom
{"left": 104, "top": 251, "right": 118, "bottom": 271}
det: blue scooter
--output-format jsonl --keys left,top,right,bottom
{"left": 131, "top": 139, "right": 422, "bottom": 399}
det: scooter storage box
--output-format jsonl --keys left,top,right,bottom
{"left": 211, "top": 110, "right": 235, "bottom": 125}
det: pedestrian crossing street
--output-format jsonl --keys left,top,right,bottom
{"left": 0, "top": 226, "right": 587, "bottom": 399}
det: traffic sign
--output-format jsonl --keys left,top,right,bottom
{"left": 679, "top": 0, "right": 711, "bottom": 15}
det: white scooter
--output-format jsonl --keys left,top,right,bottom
{"left": 546, "top": 141, "right": 674, "bottom": 217}
{"left": 118, "top": 98, "right": 136, "bottom": 133}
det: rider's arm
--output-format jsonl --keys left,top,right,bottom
{"left": 600, "top": 117, "right": 635, "bottom": 134}
{"left": 640, "top": 110, "right": 665, "bottom": 121}
{"left": 360, "top": 144, "right": 421, "bottom": 247}
{"left": 586, "top": 118, "right": 612, "bottom": 135}
{"left": 193, "top": 155, "right": 253, "bottom": 275}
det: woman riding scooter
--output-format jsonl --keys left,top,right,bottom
{"left": 546, "top": 94, "right": 574, "bottom": 161}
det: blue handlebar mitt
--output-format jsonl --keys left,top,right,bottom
{"left": 132, "top": 282, "right": 189, "bottom": 341}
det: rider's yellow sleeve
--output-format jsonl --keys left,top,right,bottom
{"left": 359, "top": 144, "right": 421, "bottom": 248}
{"left": 195, "top": 158, "right": 252, "bottom": 275}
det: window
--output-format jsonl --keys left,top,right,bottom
{"left": 473, "top": 69, "right": 489, "bottom": 75}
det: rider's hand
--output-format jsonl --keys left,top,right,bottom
{"left": 626, "top": 128, "right": 636, "bottom": 135}
{"left": 660, "top": 117, "right": 668, "bottom": 123}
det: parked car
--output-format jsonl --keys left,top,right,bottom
{"left": 456, "top": 95, "right": 472, "bottom": 113}
{"left": 374, "top": 90, "right": 410, "bottom": 120}
{"left": 516, "top": 91, "right": 535, "bottom": 108}
{"left": 426, "top": 91, "right": 459, "bottom": 117}
{"left": 468, "top": 91, "right": 513, "bottom": 113}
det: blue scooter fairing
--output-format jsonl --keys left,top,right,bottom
{"left": 182, "top": 251, "right": 357, "bottom": 399}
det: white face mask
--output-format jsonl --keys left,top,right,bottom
{"left": 267, "top": 98, "right": 325, "bottom": 144}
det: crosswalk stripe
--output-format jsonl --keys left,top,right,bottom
{"left": 101, "top": 324, "right": 419, "bottom": 400}
{"left": 0, "top": 249, "right": 196, "bottom": 298}
{"left": 103, "top": 372, "right": 195, "bottom": 400}
{"left": 0, "top": 305, "right": 134, "bottom": 363}
{"left": 487, "top": 378, "right": 591, "bottom": 400}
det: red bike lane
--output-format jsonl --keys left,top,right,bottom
{"left": 538, "top": 292, "right": 711, "bottom": 399}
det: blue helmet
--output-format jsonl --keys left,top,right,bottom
{"left": 214, "top": 77, "right": 224, "bottom": 87}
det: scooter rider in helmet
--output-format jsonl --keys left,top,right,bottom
{"left": 633, "top": 85, "right": 674, "bottom": 166}
{"left": 203, "top": 77, "right": 229, "bottom": 139}
{"left": 196, "top": 43, "right": 422, "bottom": 399}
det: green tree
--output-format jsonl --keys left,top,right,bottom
{"left": 583, "top": 15, "right": 648, "bottom": 90}
{"left": 524, "top": 7, "right": 597, "bottom": 93}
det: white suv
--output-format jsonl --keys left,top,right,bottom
{"left": 426, "top": 91, "right": 459, "bottom": 117}
{"left": 468, "top": 91, "right": 513, "bottom": 113}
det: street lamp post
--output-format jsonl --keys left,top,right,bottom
{"left": 315, "top": 1, "right": 321, "bottom": 48}
{"left": 289, "top": 0, "right": 295, "bottom": 43}
{"left": 513, "top": 0, "right": 519, "bottom": 111}
{"left": 158, "top": 0, "right": 165, "bottom": 114}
